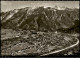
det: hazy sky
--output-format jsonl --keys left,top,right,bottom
{"left": 1, "top": 1, "right": 79, "bottom": 12}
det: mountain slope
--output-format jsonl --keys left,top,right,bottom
{"left": 1, "top": 7, "right": 79, "bottom": 32}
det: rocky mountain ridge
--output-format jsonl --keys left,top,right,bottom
{"left": 1, "top": 7, "right": 79, "bottom": 33}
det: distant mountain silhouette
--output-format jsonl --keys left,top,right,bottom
{"left": 1, "top": 7, "right": 79, "bottom": 33}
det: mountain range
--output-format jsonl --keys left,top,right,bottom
{"left": 1, "top": 6, "right": 79, "bottom": 33}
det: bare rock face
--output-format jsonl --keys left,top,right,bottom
{"left": 1, "top": 7, "right": 79, "bottom": 32}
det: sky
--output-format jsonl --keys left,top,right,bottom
{"left": 1, "top": 1, "right": 79, "bottom": 12}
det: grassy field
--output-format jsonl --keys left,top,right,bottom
{"left": 1, "top": 29, "right": 21, "bottom": 40}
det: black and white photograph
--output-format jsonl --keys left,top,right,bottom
{"left": 1, "top": 1, "right": 79, "bottom": 57}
